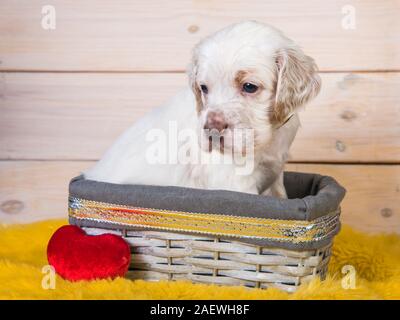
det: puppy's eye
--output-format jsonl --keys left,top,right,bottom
{"left": 200, "top": 84, "right": 208, "bottom": 94}
{"left": 242, "top": 83, "right": 258, "bottom": 94}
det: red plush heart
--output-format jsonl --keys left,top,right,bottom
{"left": 47, "top": 225, "right": 131, "bottom": 281}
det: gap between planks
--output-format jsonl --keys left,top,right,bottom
{"left": 1, "top": 70, "right": 400, "bottom": 74}
{"left": 1, "top": 159, "right": 400, "bottom": 165}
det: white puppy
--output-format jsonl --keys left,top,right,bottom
{"left": 85, "top": 21, "right": 321, "bottom": 197}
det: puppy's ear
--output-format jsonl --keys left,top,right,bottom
{"left": 187, "top": 52, "right": 203, "bottom": 113}
{"left": 271, "top": 46, "right": 321, "bottom": 124}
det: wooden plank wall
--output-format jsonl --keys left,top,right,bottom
{"left": 0, "top": 1, "right": 399, "bottom": 234}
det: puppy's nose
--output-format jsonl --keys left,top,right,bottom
{"left": 204, "top": 111, "right": 229, "bottom": 132}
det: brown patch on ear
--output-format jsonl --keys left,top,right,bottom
{"left": 269, "top": 47, "right": 321, "bottom": 125}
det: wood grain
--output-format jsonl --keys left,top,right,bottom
{"left": 0, "top": 0, "right": 399, "bottom": 71}
{"left": 0, "top": 161, "right": 399, "bottom": 234}
{"left": 1, "top": 72, "right": 399, "bottom": 162}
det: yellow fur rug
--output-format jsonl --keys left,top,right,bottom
{"left": 0, "top": 220, "right": 399, "bottom": 299}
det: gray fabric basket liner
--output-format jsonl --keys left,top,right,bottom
{"left": 69, "top": 171, "right": 346, "bottom": 250}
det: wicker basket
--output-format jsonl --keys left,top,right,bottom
{"left": 82, "top": 228, "right": 331, "bottom": 292}
{"left": 69, "top": 172, "right": 345, "bottom": 292}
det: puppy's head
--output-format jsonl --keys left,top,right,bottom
{"left": 188, "top": 21, "right": 321, "bottom": 153}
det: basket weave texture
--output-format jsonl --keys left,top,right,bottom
{"left": 84, "top": 227, "right": 332, "bottom": 292}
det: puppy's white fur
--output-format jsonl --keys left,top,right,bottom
{"left": 85, "top": 21, "right": 320, "bottom": 197}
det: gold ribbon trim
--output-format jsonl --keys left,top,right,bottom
{"left": 68, "top": 197, "right": 340, "bottom": 243}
